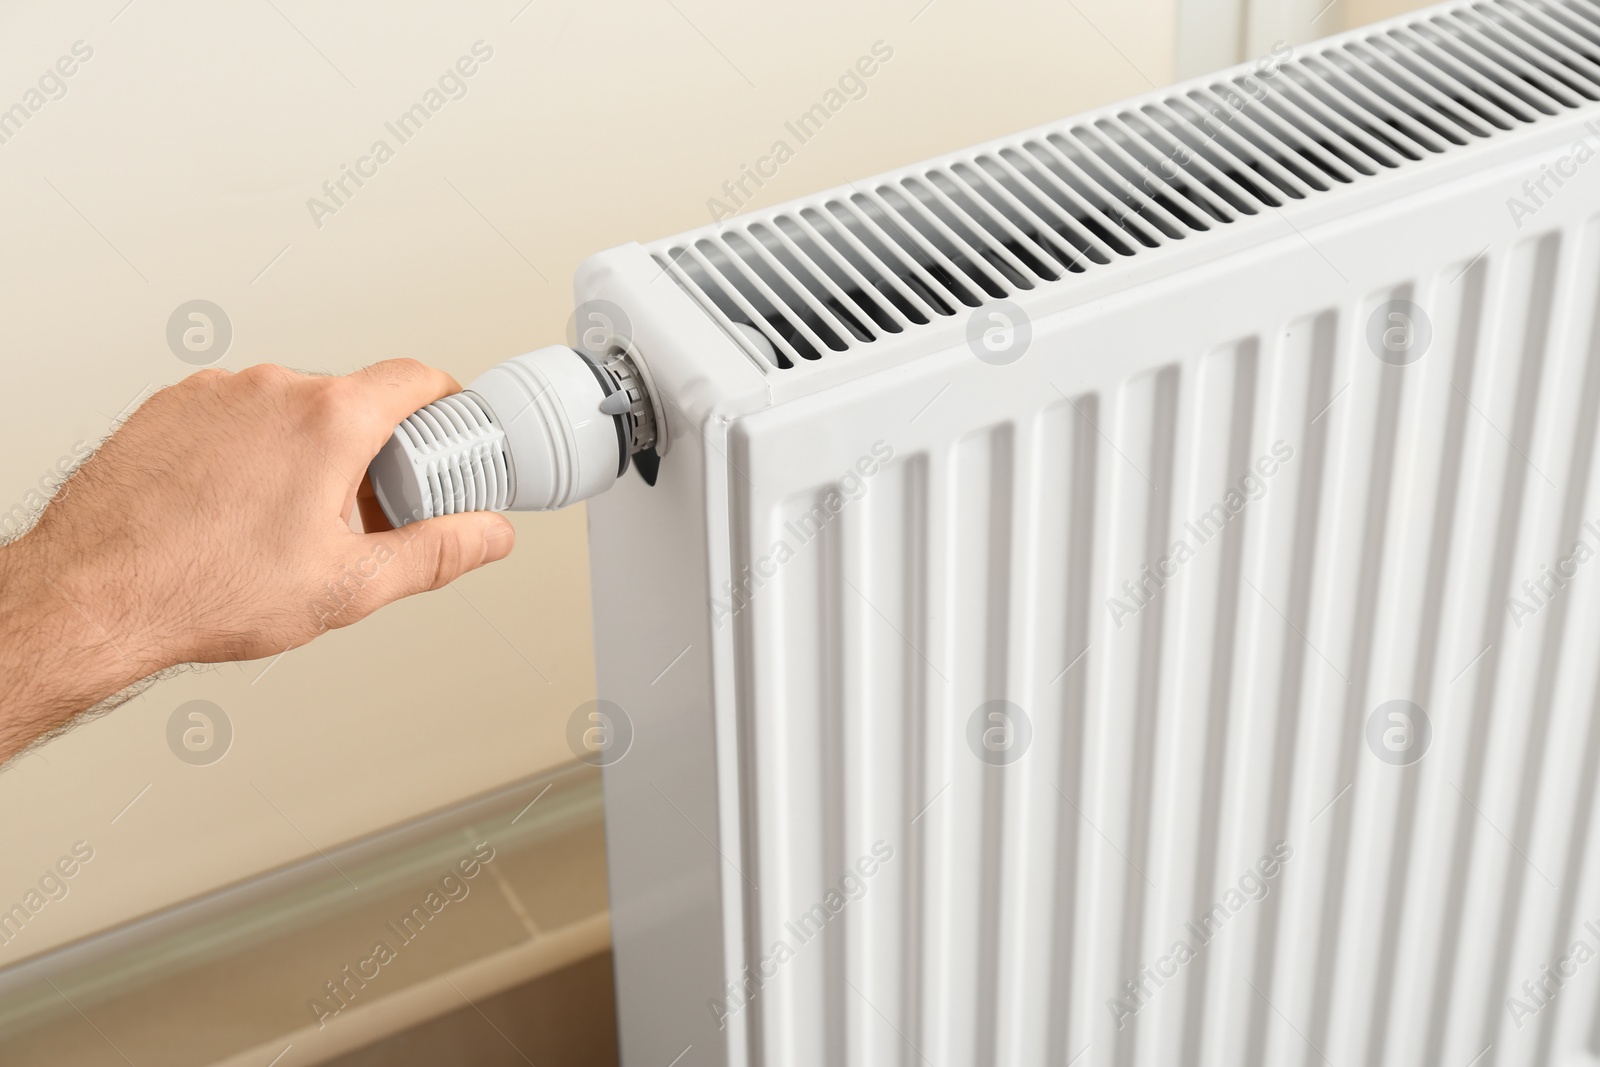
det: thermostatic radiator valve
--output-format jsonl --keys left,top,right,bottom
{"left": 367, "top": 345, "right": 664, "bottom": 528}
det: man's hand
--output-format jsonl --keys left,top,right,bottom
{"left": 0, "top": 360, "right": 515, "bottom": 760}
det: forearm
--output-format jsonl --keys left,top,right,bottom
{"left": 0, "top": 534, "right": 167, "bottom": 761}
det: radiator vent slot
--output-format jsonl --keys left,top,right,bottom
{"left": 652, "top": 0, "right": 1600, "bottom": 369}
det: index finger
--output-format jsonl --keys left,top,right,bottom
{"left": 346, "top": 358, "right": 463, "bottom": 435}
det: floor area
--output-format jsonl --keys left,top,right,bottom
{"left": 324, "top": 952, "right": 619, "bottom": 1067}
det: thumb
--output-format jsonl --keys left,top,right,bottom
{"left": 356, "top": 512, "right": 516, "bottom": 607}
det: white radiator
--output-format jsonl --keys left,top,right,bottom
{"left": 579, "top": 1, "right": 1600, "bottom": 1063}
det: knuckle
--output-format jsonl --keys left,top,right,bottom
{"left": 295, "top": 374, "right": 352, "bottom": 430}
{"left": 427, "top": 532, "right": 465, "bottom": 591}
{"left": 237, "top": 362, "right": 295, "bottom": 389}
{"left": 380, "top": 530, "right": 447, "bottom": 599}
{"left": 378, "top": 357, "right": 426, "bottom": 381}
{"left": 137, "top": 378, "right": 200, "bottom": 419}
{"left": 401, "top": 529, "right": 465, "bottom": 594}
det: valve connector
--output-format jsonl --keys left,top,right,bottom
{"left": 368, "top": 344, "right": 661, "bottom": 528}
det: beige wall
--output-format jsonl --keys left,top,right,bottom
{"left": 0, "top": 0, "right": 1180, "bottom": 964}
{"left": 1340, "top": 0, "right": 1441, "bottom": 29}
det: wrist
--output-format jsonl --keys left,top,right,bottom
{"left": 0, "top": 532, "right": 166, "bottom": 753}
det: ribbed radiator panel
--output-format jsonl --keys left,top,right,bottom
{"left": 720, "top": 215, "right": 1600, "bottom": 1067}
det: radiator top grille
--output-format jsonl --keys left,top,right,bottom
{"left": 650, "top": 0, "right": 1600, "bottom": 370}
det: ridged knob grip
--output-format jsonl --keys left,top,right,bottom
{"left": 368, "top": 345, "right": 629, "bottom": 527}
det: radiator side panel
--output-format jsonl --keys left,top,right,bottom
{"left": 579, "top": 248, "right": 770, "bottom": 1067}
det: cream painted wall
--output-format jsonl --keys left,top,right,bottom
{"left": 1341, "top": 0, "right": 1442, "bottom": 30}
{"left": 0, "top": 0, "right": 1178, "bottom": 964}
